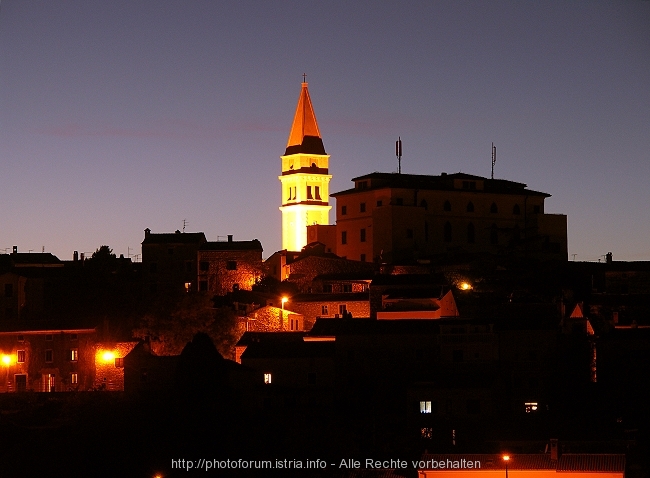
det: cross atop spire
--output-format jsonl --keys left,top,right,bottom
{"left": 285, "top": 80, "right": 326, "bottom": 155}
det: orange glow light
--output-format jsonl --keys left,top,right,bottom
{"left": 502, "top": 455, "right": 510, "bottom": 462}
{"left": 460, "top": 282, "right": 472, "bottom": 291}
{"left": 1, "top": 355, "right": 12, "bottom": 366}
{"left": 101, "top": 351, "right": 115, "bottom": 362}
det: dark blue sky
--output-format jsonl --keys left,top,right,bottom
{"left": 1, "top": 1, "right": 649, "bottom": 261}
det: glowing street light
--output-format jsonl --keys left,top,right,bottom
{"left": 502, "top": 454, "right": 510, "bottom": 478}
{"left": 281, "top": 297, "right": 288, "bottom": 309}
{"left": 459, "top": 282, "right": 472, "bottom": 291}
{"left": 1, "top": 355, "right": 11, "bottom": 366}
{"left": 101, "top": 351, "right": 115, "bottom": 362}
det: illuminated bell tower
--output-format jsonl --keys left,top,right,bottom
{"left": 279, "top": 81, "right": 332, "bottom": 251}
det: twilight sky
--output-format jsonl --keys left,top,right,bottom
{"left": 1, "top": 1, "right": 649, "bottom": 262}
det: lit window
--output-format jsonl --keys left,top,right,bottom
{"left": 71, "top": 373, "right": 78, "bottom": 385}
{"left": 420, "top": 401, "right": 432, "bottom": 414}
{"left": 115, "top": 357, "right": 124, "bottom": 368}
{"left": 70, "top": 349, "right": 78, "bottom": 362}
{"left": 184, "top": 282, "right": 192, "bottom": 292}
{"left": 17, "top": 350, "right": 25, "bottom": 363}
{"left": 264, "top": 373, "right": 272, "bottom": 384}
{"left": 525, "top": 402, "right": 538, "bottom": 413}
{"left": 421, "top": 427, "right": 433, "bottom": 439}
{"left": 45, "top": 349, "right": 53, "bottom": 363}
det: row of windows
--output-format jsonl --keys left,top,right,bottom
{"left": 341, "top": 200, "right": 540, "bottom": 215}
{"left": 287, "top": 186, "right": 322, "bottom": 201}
{"left": 340, "top": 223, "right": 501, "bottom": 245}
{"left": 10, "top": 333, "right": 78, "bottom": 343}
{"left": 420, "top": 399, "right": 481, "bottom": 415}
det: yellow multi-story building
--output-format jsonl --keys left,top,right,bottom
{"left": 279, "top": 81, "right": 332, "bottom": 252}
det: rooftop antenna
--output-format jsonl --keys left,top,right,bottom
{"left": 182, "top": 219, "right": 188, "bottom": 233}
{"left": 396, "top": 137, "right": 402, "bottom": 174}
{"left": 491, "top": 143, "right": 496, "bottom": 179}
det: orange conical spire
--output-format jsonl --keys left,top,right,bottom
{"left": 285, "top": 81, "right": 326, "bottom": 155}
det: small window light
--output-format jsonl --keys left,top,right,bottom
{"left": 264, "top": 373, "right": 272, "bottom": 384}
{"left": 524, "top": 402, "right": 538, "bottom": 413}
{"left": 420, "top": 401, "right": 432, "bottom": 414}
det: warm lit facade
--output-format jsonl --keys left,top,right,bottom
{"left": 279, "top": 82, "right": 332, "bottom": 251}
{"left": 326, "top": 172, "right": 567, "bottom": 263}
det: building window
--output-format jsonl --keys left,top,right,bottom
{"left": 341, "top": 205, "right": 347, "bottom": 215}
{"left": 444, "top": 222, "right": 452, "bottom": 243}
{"left": 341, "top": 231, "right": 347, "bottom": 245}
{"left": 45, "top": 350, "right": 53, "bottom": 363}
{"left": 490, "top": 224, "right": 498, "bottom": 245}
{"left": 360, "top": 254, "right": 366, "bottom": 262}
{"left": 307, "top": 186, "right": 313, "bottom": 199}
{"left": 70, "top": 334, "right": 78, "bottom": 341}
{"left": 338, "top": 304, "right": 347, "bottom": 316}
{"left": 343, "top": 284, "right": 352, "bottom": 293}
{"left": 184, "top": 282, "right": 192, "bottom": 292}
{"left": 264, "top": 373, "right": 272, "bottom": 384}
{"left": 525, "top": 402, "right": 538, "bottom": 413}
{"left": 513, "top": 204, "right": 521, "bottom": 215}
{"left": 420, "top": 401, "right": 432, "bottom": 414}
{"left": 226, "top": 261, "right": 237, "bottom": 270}
{"left": 70, "top": 349, "right": 78, "bottom": 362}
{"left": 321, "top": 305, "right": 329, "bottom": 315}
{"left": 376, "top": 200, "right": 382, "bottom": 207}
{"left": 490, "top": 202, "right": 498, "bottom": 213}
{"left": 360, "top": 202, "right": 366, "bottom": 213}
{"left": 323, "top": 284, "right": 333, "bottom": 293}
{"left": 17, "top": 350, "right": 25, "bottom": 363}
{"left": 444, "top": 200, "right": 452, "bottom": 212}
{"left": 420, "top": 199, "right": 428, "bottom": 210}
{"left": 462, "top": 181, "right": 476, "bottom": 190}
{"left": 421, "top": 427, "right": 433, "bottom": 439}
{"left": 45, "top": 334, "right": 53, "bottom": 341}
{"left": 406, "top": 228, "right": 413, "bottom": 239}
{"left": 199, "top": 280, "right": 208, "bottom": 292}
{"left": 199, "top": 261, "right": 209, "bottom": 271}
{"left": 115, "top": 357, "right": 124, "bottom": 368}
{"left": 4, "top": 283, "right": 12, "bottom": 298}
{"left": 360, "top": 228, "right": 366, "bottom": 242}
{"left": 71, "top": 373, "right": 78, "bottom": 385}
{"left": 315, "top": 186, "right": 321, "bottom": 200}
{"left": 17, "top": 335, "right": 24, "bottom": 343}
{"left": 467, "top": 223, "right": 475, "bottom": 244}
{"left": 467, "top": 201, "right": 474, "bottom": 212}
{"left": 395, "top": 198, "right": 403, "bottom": 206}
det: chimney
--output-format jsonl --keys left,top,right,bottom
{"left": 144, "top": 228, "right": 151, "bottom": 238}
{"left": 73, "top": 251, "right": 79, "bottom": 262}
{"left": 228, "top": 235, "right": 233, "bottom": 242}
{"left": 550, "top": 439, "right": 559, "bottom": 461}
{"left": 606, "top": 252, "right": 613, "bottom": 263}
{"left": 80, "top": 253, "right": 85, "bottom": 262}
{"left": 12, "top": 246, "right": 17, "bottom": 254}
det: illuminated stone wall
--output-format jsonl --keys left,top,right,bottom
{"left": 244, "top": 306, "right": 304, "bottom": 332}
{"left": 94, "top": 342, "right": 138, "bottom": 391}
{"left": 197, "top": 247, "right": 263, "bottom": 296}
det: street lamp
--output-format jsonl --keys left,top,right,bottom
{"left": 281, "top": 296, "right": 288, "bottom": 309}
{"left": 502, "top": 455, "right": 510, "bottom": 478}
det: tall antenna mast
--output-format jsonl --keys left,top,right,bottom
{"left": 491, "top": 142, "right": 497, "bottom": 179}
{"left": 182, "top": 219, "right": 188, "bottom": 233}
{"left": 396, "top": 137, "right": 402, "bottom": 174}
